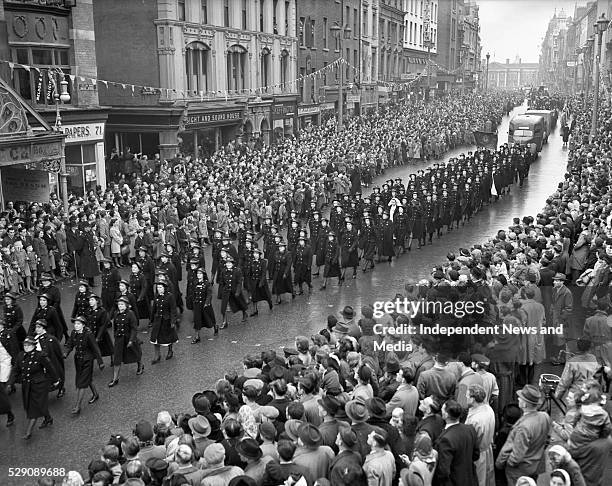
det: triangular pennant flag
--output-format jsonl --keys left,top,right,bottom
{"left": 91, "top": 78, "right": 97, "bottom": 85}
{"left": 121, "top": 83, "right": 127, "bottom": 89}
{"left": 69, "top": 74, "right": 76, "bottom": 84}
{"left": 23, "top": 65, "right": 30, "bottom": 72}
{"left": 79, "top": 76, "right": 85, "bottom": 82}
{"left": 8, "top": 62, "right": 13, "bottom": 70}
{"left": 101, "top": 80, "right": 108, "bottom": 87}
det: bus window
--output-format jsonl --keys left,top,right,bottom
{"left": 513, "top": 129, "right": 533, "bottom": 137}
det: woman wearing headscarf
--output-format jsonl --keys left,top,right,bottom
{"left": 548, "top": 445, "right": 586, "bottom": 486}
{"left": 549, "top": 469, "right": 571, "bottom": 486}
{"left": 399, "top": 432, "right": 438, "bottom": 486}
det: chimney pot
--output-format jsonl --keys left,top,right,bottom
{"left": 506, "top": 58, "right": 510, "bottom": 64}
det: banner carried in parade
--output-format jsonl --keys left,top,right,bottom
{"left": 474, "top": 131, "right": 498, "bottom": 149}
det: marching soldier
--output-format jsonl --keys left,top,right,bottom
{"left": 393, "top": 205, "right": 409, "bottom": 255}
{"left": 129, "top": 262, "right": 150, "bottom": 321}
{"left": 218, "top": 256, "right": 248, "bottom": 328}
{"left": 340, "top": 219, "right": 359, "bottom": 280}
{"left": 272, "top": 240, "right": 294, "bottom": 304}
{"left": 108, "top": 296, "right": 143, "bottom": 388}
{"left": 86, "top": 293, "right": 114, "bottom": 366}
{"left": 321, "top": 231, "right": 341, "bottom": 290}
{"left": 210, "top": 229, "right": 223, "bottom": 283}
{"left": 359, "top": 215, "right": 377, "bottom": 272}
{"left": 377, "top": 211, "right": 395, "bottom": 263}
{"left": 32, "top": 319, "right": 65, "bottom": 399}
{"left": 136, "top": 246, "right": 156, "bottom": 305}
{"left": 71, "top": 280, "right": 91, "bottom": 320}
{"left": 158, "top": 252, "right": 183, "bottom": 315}
{"left": 293, "top": 236, "right": 312, "bottom": 294}
{"left": 313, "top": 218, "right": 330, "bottom": 277}
{"left": 150, "top": 281, "right": 178, "bottom": 363}
{"left": 248, "top": 248, "right": 273, "bottom": 316}
{"left": 287, "top": 219, "right": 301, "bottom": 253}
{"left": 4, "top": 292, "right": 25, "bottom": 349}
{"left": 100, "top": 258, "right": 121, "bottom": 313}
{"left": 38, "top": 273, "right": 68, "bottom": 341}
{"left": 29, "top": 294, "right": 62, "bottom": 340}
{"left": 191, "top": 267, "right": 217, "bottom": 342}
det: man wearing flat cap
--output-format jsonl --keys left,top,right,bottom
{"left": 293, "top": 422, "right": 334, "bottom": 483}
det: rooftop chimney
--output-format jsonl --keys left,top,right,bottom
{"left": 506, "top": 58, "right": 510, "bottom": 64}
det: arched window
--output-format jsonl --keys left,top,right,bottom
{"left": 261, "top": 48, "right": 271, "bottom": 92}
{"left": 227, "top": 45, "right": 248, "bottom": 92}
{"left": 185, "top": 42, "right": 210, "bottom": 93}
{"left": 280, "top": 50, "right": 289, "bottom": 91}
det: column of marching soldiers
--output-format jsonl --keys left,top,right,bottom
{"left": 4, "top": 143, "right": 535, "bottom": 430}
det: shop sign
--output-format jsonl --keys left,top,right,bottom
{"left": 184, "top": 110, "right": 243, "bottom": 128}
{"left": 0, "top": 140, "right": 62, "bottom": 167}
{"left": 61, "top": 123, "right": 105, "bottom": 143}
{"left": 271, "top": 104, "right": 295, "bottom": 119}
{"left": 347, "top": 94, "right": 361, "bottom": 103}
{"left": 320, "top": 102, "right": 335, "bottom": 111}
{"left": 2, "top": 168, "right": 49, "bottom": 204}
{"left": 298, "top": 105, "right": 320, "bottom": 116}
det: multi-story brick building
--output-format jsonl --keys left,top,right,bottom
{"left": 402, "top": 0, "right": 438, "bottom": 95}
{"left": 458, "top": 0, "right": 480, "bottom": 91}
{"left": 0, "top": 0, "right": 108, "bottom": 197}
{"left": 93, "top": 0, "right": 298, "bottom": 159}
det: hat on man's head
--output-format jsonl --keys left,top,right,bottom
{"left": 317, "top": 395, "right": 340, "bottom": 416}
{"left": 191, "top": 392, "right": 211, "bottom": 415}
{"left": 345, "top": 398, "right": 369, "bottom": 423}
{"left": 145, "top": 457, "right": 168, "bottom": 474}
{"left": 340, "top": 306, "right": 355, "bottom": 319}
{"left": 188, "top": 415, "right": 211, "bottom": 439}
{"left": 366, "top": 397, "right": 388, "bottom": 419}
{"left": 553, "top": 273, "right": 566, "bottom": 281}
{"left": 385, "top": 357, "right": 400, "bottom": 373}
{"left": 259, "top": 422, "right": 277, "bottom": 441}
{"left": 298, "top": 423, "right": 323, "bottom": 447}
{"left": 516, "top": 384, "right": 542, "bottom": 406}
{"left": 236, "top": 438, "right": 263, "bottom": 460}
{"left": 284, "top": 419, "right": 303, "bottom": 441}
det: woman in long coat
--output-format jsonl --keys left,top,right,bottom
{"left": 248, "top": 249, "right": 273, "bottom": 315}
{"left": 376, "top": 212, "right": 396, "bottom": 262}
{"left": 340, "top": 221, "right": 359, "bottom": 280}
{"left": 100, "top": 258, "right": 121, "bottom": 312}
{"left": 33, "top": 230, "right": 50, "bottom": 274}
{"left": 108, "top": 296, "right": 143, "bottom": 387}
{"left": 314, "top": 220, "right": 330, "bottom": 276}
{"left": 63, "top": 316, "right": 104, "bottom": 415}
{"left": 321, "top": 231, "right": 341, "bottom": 290}
{"left": 8, "top": 337, "right": 59, "bottom": 439}
{"left": 150, "top": 281, "right": 178, "bottom": 363}
{"left": 129, "top": 262, "right": 150, "bottom": 321}
{"left": 79, "top": 224, "right": 101, "bottom": 283}
{"left": 29, "top": 294, "right": 62, "bottom": 339}
{"left": 71, "top": 280, "right": 91, "bottom": 320}
{"left": 86, "top": 294, "right": 114, "bottom": 363}
{"left": 408, "top": 194, "right": 423, "bottom": 251}
{"left": 4, "top": 292, "right": 25, "bottom": 349}
{"left": 359, "top": 217, "right": 377, "bottom": 273}
{"left": 272, "top": 241, "right": 294, "bottom": 304}
{"left": 191, "top": 267, "right": 216, "bottom": 343}
{"left": 393, "top": 206, "right": 409, "bottom": 255}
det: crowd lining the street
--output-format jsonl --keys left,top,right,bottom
{"left": 3, "top": 90, "right": 612, "bottom": 486}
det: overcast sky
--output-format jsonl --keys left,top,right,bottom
{"left": 479, "top": 0, "right": 581, "bottom": 63}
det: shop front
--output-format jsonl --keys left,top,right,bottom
{"left": 179, "top": 106, "right": 245, "bottom": 157}
{"left": 271, "top": 101, "right": 296, "bottom": 141}
{"left": 297, "top": 105, "right": 321, "bottom": 130}
{"left": 346, "top": 94, "right": 361, "bottom": 117}
{"left": 60, "top": 120, "right": 106, "bottom": 195}
{"left": 0, "top": 132, "right": 65, "bottom": 207}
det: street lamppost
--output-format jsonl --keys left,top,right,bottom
{"left": 485, "top": 52, "right": 490, "bottom": 92}
{"left": 52, "top": 71, "right": 70, "bottom": 211}
{"left": 590, "top": 13, "right": 609, "bottom": 141}
{"left": 331, "top": 22, "right": 352, "bottom": 132}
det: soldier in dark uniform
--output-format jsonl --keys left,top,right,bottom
{"left": 189, "top": 244, "right": 206, "bottom": 270}
{"left": 8, "top": 336, "right": 60, "bottom": 439}
{"left": 218, "top": 256, "right": 248, "bottom": 328}
{"left": 100, "top": 258, "right": 121, "bottom": 313}
{"left": 393, "top": 205, "right": 409, "bottom": 255}
{"left": 293, "top": 236, "right": 312, "bottom": 294}
{"left": 272, "top": 240, "right": 294, "bottom": 304}
{"left": 4, "top": 292, "right": 25, "bottom": 349}
{"left": 115, "top": 280, "right": 138, "bottom": 321}
{"left": 191, "top": 267, "right": 216, "bottom": 342}
{"left": 314, "top": 218, "right": 330, "bottom": 277}
{"left": 136, "top": 246, "right": 155, "bottom": 306}
{"left": 38, "top": 273, "right": 68, "bottom": 341}
{"left": 377, "top": 211, "right": 395, "bottom": 263}
{"left": 359, "top": 215, "right": 377, "bottom": 272}
{"left": 32, "top": 319, "right": 65, "bottom": 399}
{"left": 321, "top": 231, "right": 341, "bottom": 290}
{"left": 158, "top": 252, "right": 183, "bottom": 315}
{"left": 165, "top": 243, "right": 183, "bottom": 284}
{"left": 330, "top": 204, "right": 345, "bottom": 236}
{"left": 185, "top": 257, "right": 200, "bottom": 313}
{"left": 248, "top": 248, "right": 273, "bottom": 316}
{"left": 71, "top": 280, "right": 91, "bottom": 320}
{"left": 150, "top": 281, "right": 179, "bottom": 363}
{"left": 309, "top": 211, "right": 322, "bottom": 247}
{"left": 422, "top": 194, "right": 436, "bottom": 244}
{"left": 287, "top": 220, "right": 300, "bottom": 253}
{"left": 239, "top": 238, "right": 254, "bottom": 290}
{"left": 129, "top": 262, "right": 150, "bottom": 321}
{"left": 221, "top": 233, "right": 239, "bottom": 261}
{"left": 108, "top": 296, "right": 143, "bottom": 387}
{"left": 63, "top": 316, "right": 104, "bottom": 415}
{"left": 86, "top": 294, "right": 114, "bottom": 365}
{"left": 29, "top": 294, "right": 62, "bottom": 340}
{"left": 340, "top": 219, "right": 359, "bottom": 280}
{"left": 236, "top": 221, "right": 248, "bottom": 256}
{"left": 0, "top": 319, "right": 18, "bottom": 425}
{"left": 268, "top": 233, "right": 282, "bottom": 280}
{"left": 207, "top": 227, "right": 220, "bottom": 279}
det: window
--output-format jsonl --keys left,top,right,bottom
{"left": 273, "top": 0, "right": 278, "bottom": 33}
{"left": 66, "top": 144, "right": 97, "bottom": 196}
{"left": 260, "top": 0, "right": 265, "bottom": 31}
{"left": 11, "top": 47, "right": 71, "bottom": 106}
{"left": 450, "top": 47, "right": 455, "bottom": 69}
{"left": 299, "top": 66, "right": 306, "bottom": 98}
{"left": 353, "top": 50, "right": 358, "bottom": 81}
{"left": 380, "top": 19, "right": 384, "bottom": 41}
{"left": 285, "top": 1, "right": 290, "bottom": 35}
{"left": 280, "top": 50, "right": 289, "bottom": 89}
{"left": 241, "top": 0, "right": 247, "bottom": 29}
{"left": 353, "top": 8, "right": 358, "bottom": 35}
{"left": 224, "top": 0, "right": 229, "bottom": 27}
{"left": 420, "top": 0, "right": 423, "bottom": 16}
{"left": 226, "top": 45, "right": 247, "bottom": 92}
{"left": 178, "top": 0, "right": 185, "bottom": 21}
{"left": 363, "top": 9, "right": 368, "bottom": 35}
{"left": 451, "top": 18, "right": 456, "bottom": 41}
{"left": 201, "top": 0, "right": 208, "bottom": 23}
{"left": 310, "top": 19, "right": 315, "bottom": 47}
{"left": 346, "top": 47, "right": 350, "bottom": 78}
{"left": 299, "top": 17, "right": 305, "bottom": 46}
{"left": 261, "top": 48, "right": 271, "bottom": 92}
{"left": 419, "top": 24, "right": 422, "bottom": 46}
{"left": 186, "top": 42, "right": 210, "bottom": 93}
{"left": 323, "top": 17, "right": 328, "bottom": 49}
{"left": 310, "top": 66, "right": 315, "bottom": 101}
{"left": 345, "top": 6, "right": 350, "bottom": 26}
{"left": 323, "top": 61, "right": 328, "bottom": 84}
